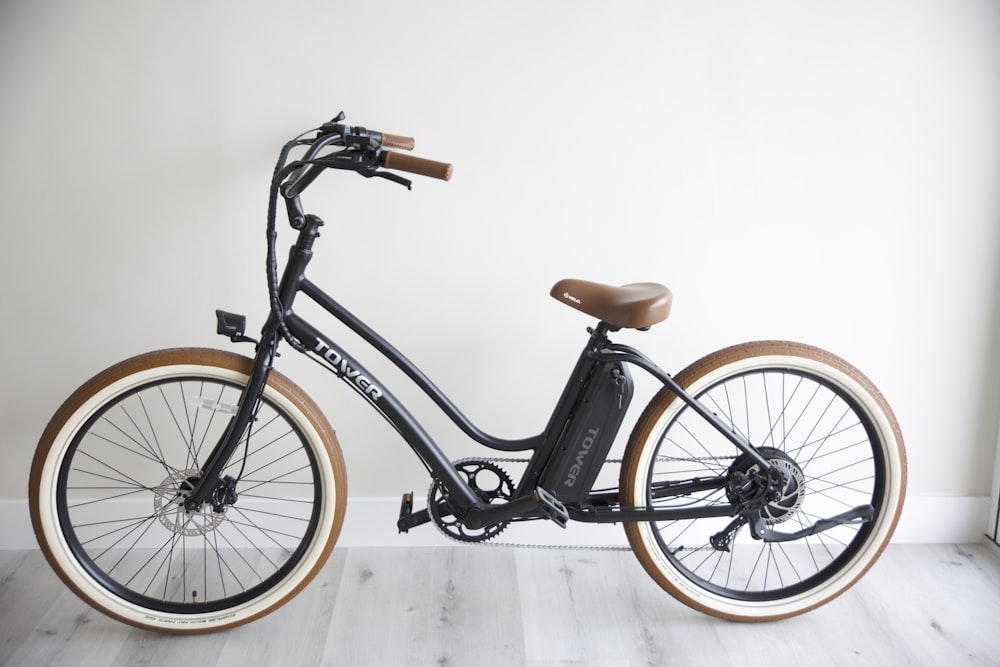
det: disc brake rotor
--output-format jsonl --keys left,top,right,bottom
{"left": 728, "top": 447, "right": 806, "bottom": 525}
{"left": 152, "top": 469, "right": 225, "bottom": 536}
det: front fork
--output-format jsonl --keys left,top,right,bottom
{"left": 182, "top": 328, "right": 278, "bottom": 513}
{"left": 184, "top": 212, "right": 323, "bottom": 512}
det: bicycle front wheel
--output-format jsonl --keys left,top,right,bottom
{"left": 620, "top": 341, "right": 905, "bottom": 621}
{"left": 29, "top": 348, "right": 347, "bottom": 633}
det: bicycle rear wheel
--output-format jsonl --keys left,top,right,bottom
{"left": 30, "top": 348, "right": 347, "bottom": 633}
{"left": 620, "top": 341, "right": 905, "bottom": 621}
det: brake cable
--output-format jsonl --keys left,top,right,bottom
{"left": 211, "top": 119, "right": 412, "bottom": 510}
{"left": 265, "top": 132, "right": 317, "bottom": 353}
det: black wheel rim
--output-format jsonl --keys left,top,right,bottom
{"left": 646, "top": 368, "right": 887, "bottom": 601}
{"left": 55, "top": 376, "right": 322, "bottom": 614}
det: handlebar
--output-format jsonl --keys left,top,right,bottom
{"left": 267, "top": 113, "right": 447, "bottom": 344}
{"left": 280, "top": 114, "right": 451, "bottom": 198}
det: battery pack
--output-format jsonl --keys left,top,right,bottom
{"left": 543, "top": 361, "right": 633, "bottom": 505}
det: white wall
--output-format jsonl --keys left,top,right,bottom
{"left": 2, "top": 0, "right": 998, "bottom": 545}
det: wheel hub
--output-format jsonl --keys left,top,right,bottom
{"left": 728, "top": 448, "right": 806, "bottom": 525}
{"left": 152, "top": 469, "right": 225, "bottom": 536}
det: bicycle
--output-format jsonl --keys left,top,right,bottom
{"left": 29, "top": 112, "right": 906, "bottom": 633}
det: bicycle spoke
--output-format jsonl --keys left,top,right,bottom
{"left": 66, "top": 486, "right": 157, "bottom": 508}
{"left": 69, "top": 450, "right": 152, "bottom": 498}
{"left": 79, "top": 515, "right": 159, "bottom": 547}
{"left": 236, "top": 464, "right": 316, "bottom": 495}
{"left": 193, "top": 382, "right": 228, "bottom": 466}
{"left": 87, "top": 426, "right": 174, "bottom": 470}
{"left": 67, "top": 466, "right": 153, "bottom": 490}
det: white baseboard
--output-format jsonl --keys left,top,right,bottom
{"left": 891, "top": 494, "right": 992, "bottom": 544}
{"left": 2, "top": 494, "right": 992, "bottom": 550}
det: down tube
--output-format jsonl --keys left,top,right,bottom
{"left": 284, "top": 313, "right": 482, "bottom": 511}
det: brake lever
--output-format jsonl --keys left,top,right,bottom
{"left": 368, "top": 170, "right": 412, "bottom": 190}
{"left": 306, "top": 148, "right": 413, "bottom": 189}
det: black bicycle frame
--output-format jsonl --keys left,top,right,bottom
{"left": 186, "top": 138, "right": 777, "bottom": 527}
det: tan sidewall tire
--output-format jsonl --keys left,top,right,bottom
{"left": 621, "top": 341, "right": 906, "bottom": 621}
{"left": 29, "top": 348, "right": 347, "bottom": 634}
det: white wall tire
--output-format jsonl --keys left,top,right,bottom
{"left": 29, "top": 348, "right": 347, "bottom": 633}
{"left": 620, "top": 341, "right": 906, "bottom": 621}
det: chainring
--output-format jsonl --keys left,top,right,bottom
{"left": 428, "top": 458, "right": 515, "bottom": 543}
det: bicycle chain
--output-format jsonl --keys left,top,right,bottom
{"left": 428, "top": 454, "right": 732, "bottom": 552}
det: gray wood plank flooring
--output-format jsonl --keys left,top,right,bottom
{"left": 2, "top": 544, "right": 998, "bottom": 666}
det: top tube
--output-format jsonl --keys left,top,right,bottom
{"left": 298, "top": 276, "right": 544, "bottom": 452}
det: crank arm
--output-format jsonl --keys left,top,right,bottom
{"left": 748, "top": 504, "right": 875, "bottom": 543}
{"left": 398, "top": 507, "right": 432, "bottom": 533}
{"left": 465, "top": 487, "right": 569, "bottom": 530}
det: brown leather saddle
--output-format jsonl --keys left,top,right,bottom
{"left": 550, "top": 278, "right": 672, "bottom": 329}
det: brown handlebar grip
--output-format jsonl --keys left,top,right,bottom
{"left": 382, "top": 151, "right": 453, "bottom": 181}
{"left": 381, "top": 133, "right": 416, "bottom": 151}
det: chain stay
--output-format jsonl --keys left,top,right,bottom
{"left": 428, "top": 454, "right": 731, "bottom": 552}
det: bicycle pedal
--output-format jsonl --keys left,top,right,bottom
{"left": 397, "top": 492, "right": 431, "bottom": 533}
{"left": 396, "top": 492, "right": 413, "bottom": 533}
{"left": 533, "top": 487, "right": 569, "bottom": 529}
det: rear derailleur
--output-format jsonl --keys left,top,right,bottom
{"left": 710, "top": 447, "right": 873, "bottom": 551}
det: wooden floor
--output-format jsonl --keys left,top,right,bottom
{"left": 1, "top": 543, "right": 998, "bottom": 666}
